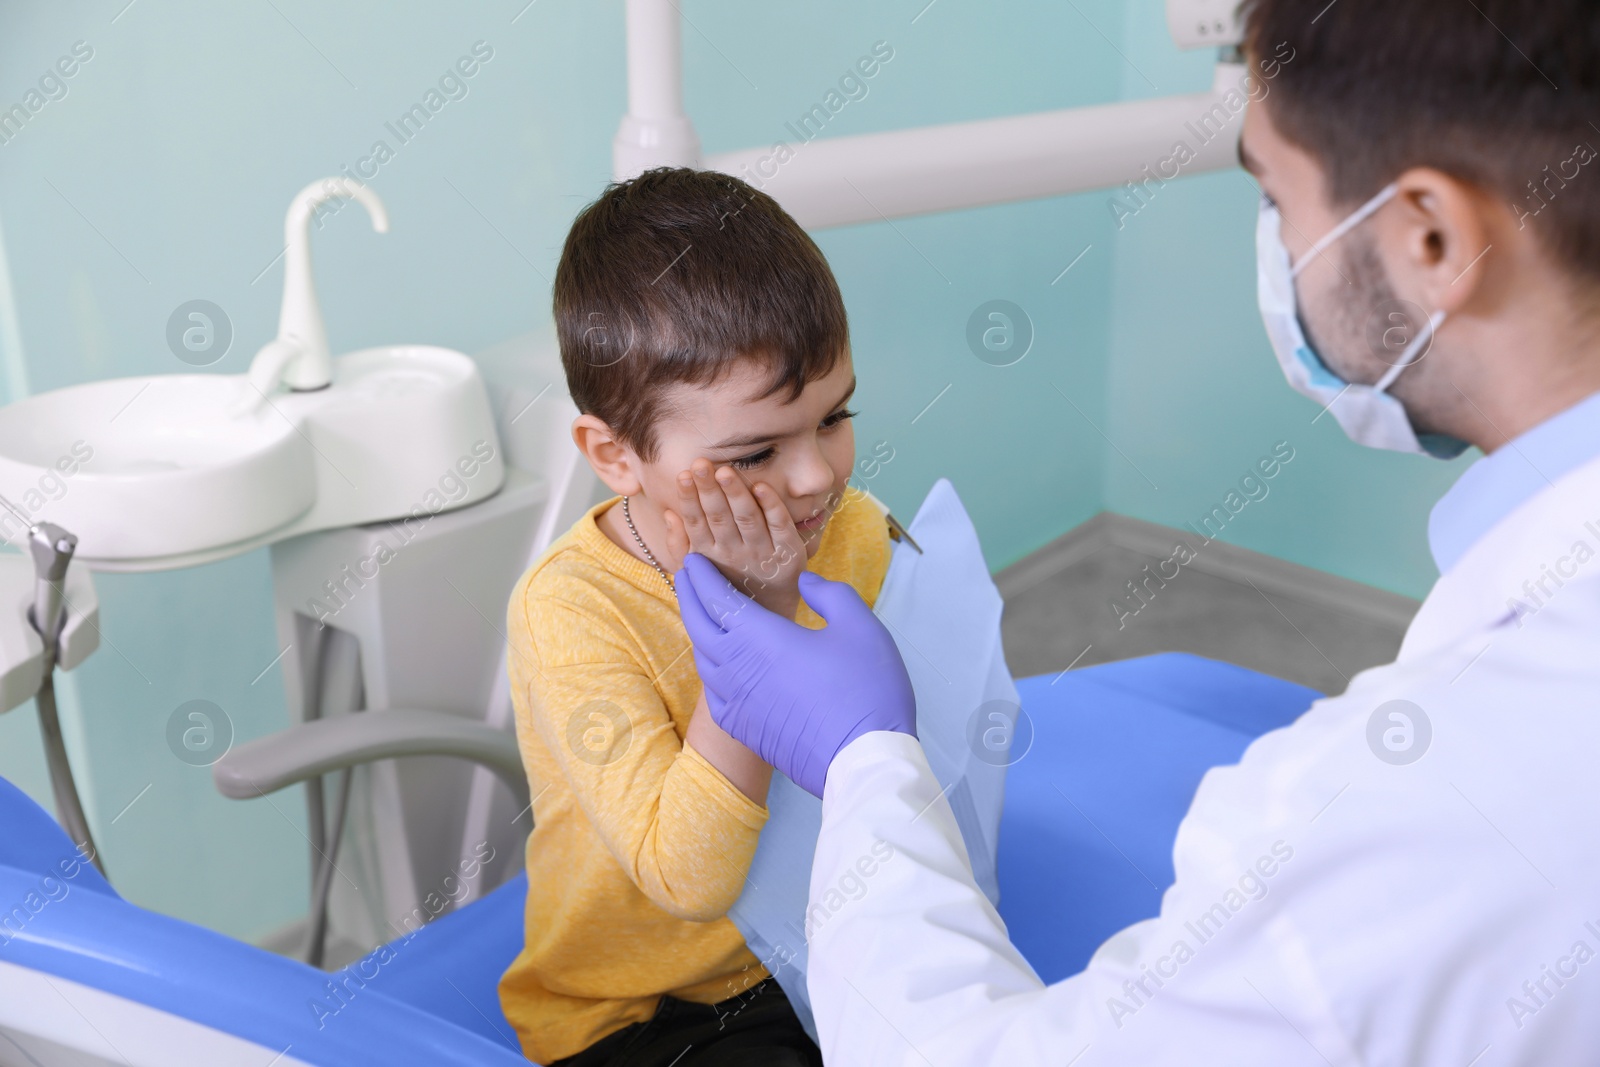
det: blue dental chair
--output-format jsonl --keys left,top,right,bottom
{"left": 0, "top": 653, "right": 1316, "bottom": 1065}
{"left": 997, "top": 653, "right": 1320, "bottom": 982}
{"left": 0, "top": 768, "right": 531, "bottom": 1065}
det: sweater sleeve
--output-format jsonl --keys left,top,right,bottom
{"left": 508, "top": 581, "right": 769, "bottom": 923}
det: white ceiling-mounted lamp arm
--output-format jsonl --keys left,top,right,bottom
{"left": 690, "top": 0, "right": 1250, "bottom": 229}
{"left": 243, "top": 178, "right": 389, "bottom": 406}
{"left": 612, "top": 0, "right": 701, "bottom": 180}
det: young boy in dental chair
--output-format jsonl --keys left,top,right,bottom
{"left": 498, "top": 168, "right": 890, "bottom": 1066}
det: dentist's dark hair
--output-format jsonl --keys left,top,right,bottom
{"left": 1241, "top": 0, "right": 1600, "bottom": 282}
{"left": 554, "top": 167, "right": 849, "bottom": 462}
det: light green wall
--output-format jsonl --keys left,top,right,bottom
{"left": 0, "top": 0, "right": 1467, "bottom": 942}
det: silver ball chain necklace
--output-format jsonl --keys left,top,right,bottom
{"left": 621, "top": 496, "right": 677, "bottom": 596}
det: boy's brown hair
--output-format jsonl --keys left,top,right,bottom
{"left": 554, "top": 167, "right": 850, "bottom": 462}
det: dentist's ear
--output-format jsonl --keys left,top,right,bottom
{"left": 1384, "top": 166, "right": 1501, "bottom": 316}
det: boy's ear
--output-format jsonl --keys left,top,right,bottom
{"left": 572, "top": 414, "right": 643, "bottom": 496}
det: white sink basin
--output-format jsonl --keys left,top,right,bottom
{"left": 0, "top": 376, "right": 314, "bottom": 559}
{"left": 0, "top": 345, "right": 506, "bottom": 570}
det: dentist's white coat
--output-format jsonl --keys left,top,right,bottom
{"left": 805, "top": 452, "right": 1600, "bottom": 1066}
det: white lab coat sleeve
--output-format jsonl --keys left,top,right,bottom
{"left": 805, "top": 730, "right": 1062, "bottom": 1066}
{"left": 805, "top": 730, "right": 1338, "bottom": 1067}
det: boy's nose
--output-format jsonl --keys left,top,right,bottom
{"left": 783, "top": 442, "right": 839, "bottom": 504}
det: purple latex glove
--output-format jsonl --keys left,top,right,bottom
{"left": 674, "top": 552, "right": 917, "bottom": 798}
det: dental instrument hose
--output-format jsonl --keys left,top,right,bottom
{"left": 27, "top": 521, "right": 107, "bottom": 879}
{"left": 304, "top": 624, "right": 364, "bottom": 967}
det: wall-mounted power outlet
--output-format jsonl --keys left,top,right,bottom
{"left": 1165, "top": 0, "right": 1244, "bottom": 49}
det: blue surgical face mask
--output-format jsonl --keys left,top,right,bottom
{"left": 1256, "top": 183, "right": 1471, "bottom": 459}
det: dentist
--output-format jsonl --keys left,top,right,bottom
{"left": 673, "top": 0, "right": 1600, "bottom": 1063}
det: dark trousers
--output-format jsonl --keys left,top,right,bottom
{"left": 549, "top": 978, "right": 823, "bottom": 1067}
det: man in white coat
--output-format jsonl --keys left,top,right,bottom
{"left": 671, "top": 0, "right": 1600, "bottom": 1062}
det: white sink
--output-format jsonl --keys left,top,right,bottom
{"left": 0, "top": 375, "right": 314, "bottom": 559}
{"left": 0, "top": 180, "right": 510, "bottom": 571}
{"left": 0, "top": 345, "right": 506, "bottom": 570}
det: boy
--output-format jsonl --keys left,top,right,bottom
{"left": 499, "top": 167, "right": 895, "bottom": 1066}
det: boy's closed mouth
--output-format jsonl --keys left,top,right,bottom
{"left": 796, "top": 510, "right": 829, "bottom": 532}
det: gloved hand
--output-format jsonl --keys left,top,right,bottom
{"left": 674, "top": 552, "right": 916, "bottom": 798}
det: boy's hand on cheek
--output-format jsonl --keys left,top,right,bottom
{"left": 663, "top": 460, "right": 807, "bottom": 619}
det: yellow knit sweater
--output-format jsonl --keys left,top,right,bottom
{"left": 499, "top": 487, "right": 891, "bottom": 1063}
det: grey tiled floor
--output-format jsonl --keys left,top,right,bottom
{"left": 999, "top": 543, "right": 1415, "bottom": 696}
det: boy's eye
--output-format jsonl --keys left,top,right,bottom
{"left": 724, "top": 410, "right": 856, "bottom": 471}
{"left": 730, "top": 447, "right": 776, "bottom": 471}
{"left": 822, "top": 407, "right": 859, "bottom": 429}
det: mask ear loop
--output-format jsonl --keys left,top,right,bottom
{"left": 1373, "top": 308, "right": 1446, "bottom": 393}
{"left": 1289, "top": 182, "right": 1400, "bottom": 279}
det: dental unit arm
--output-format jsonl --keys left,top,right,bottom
{"left": 0, "top": 507, "right": 107, "bottom": 877}
{"left": 24, "top": 521, "right": 107, "bottom": 877}
{"left": 238, "top": 177, "right": 389, "bottom": 411}
{"left": 214, "top": 702, "right": 530, "bottom": 966}
{"left": 28, "top": 521, "right": 74, "bottom": 650}
{"left": 212, "top": 710, "right": 530, "bottom": 811}
{"left": 617, "top": 0, "right": 1249, "bottom": 225}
